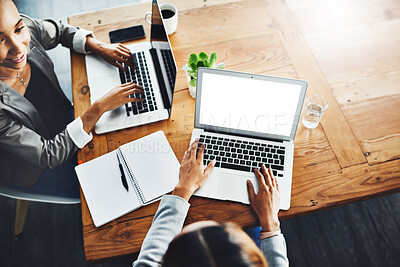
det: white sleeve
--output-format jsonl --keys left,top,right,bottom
{"left": 66, "top": 117, "right": 93, "bottom": 148}
{"left": 72, "top": 28, "right": 94, "bottom": 54}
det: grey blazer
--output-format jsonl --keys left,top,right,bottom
{"left": 132, "top": 195, "right": 289, "bottom": 267}
{"left": 0, "top": 15, "right": 87, "bottom": 187}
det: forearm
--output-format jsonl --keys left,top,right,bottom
{"left": 38, "top": 130, "right": 78, "bottom": 168}
{"left": 260, "top": 234, "right": 289, "bottom": 267}
{"left": 133, "top": 195, "right": 190, "bottom": 267}
{"left": 84, "top": 36, "right": 104, "bottom": 54}
{"left": 171, "top": 184, "right": 196, "bottom": 202}
{"left": 80, "top": 101, "right": 104, "bottom": 133}
{"left": 259, "top": 215, "right": 280, "bottom": 232}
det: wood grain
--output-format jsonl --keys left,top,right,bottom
{"left": 285, "top": 159, "right": 400, "bottom": 220}
{"left": 304, "top": 20, "right": 400, "bottom": 84}
{"left": 293, "top": 125, "right": 341, "bottom": 179}
{"left": 330, "top": 70, "right": 400, "bottom": 105}
{"left": 82, "top": 158, "right": 400, "bottom": 261}
{"left": 342, "top": 95, "right": 400, "bottom": 164}
{"left": 285, "top": 0, "right": 400, "bottom": 165}
{"left": 68, "top": 0, "right": 400, "bottom": 261}
{"left": 68, "top": 0, "right": 243, "bottom": 31}
{"left": 70, "top": 53, "right": 109, "bottom": 160}
{"left": 285, "top": 0, "right": 400, "bottom": 35}
{"left": 267, "top": 0, "right": 366, "bottom": 168}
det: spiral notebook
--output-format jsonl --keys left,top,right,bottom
{"left": 75, "top": 131, "right": 180, "bottom": 227}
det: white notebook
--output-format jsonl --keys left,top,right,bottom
{"left": 75, "top": 130, "right": 180, "bottom": 227}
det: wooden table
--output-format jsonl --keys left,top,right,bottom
{"left": 68, "top": 0, "right": 400, "bottom": 262}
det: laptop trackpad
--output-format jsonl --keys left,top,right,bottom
{"left": 217, "top": 172, "right": 258, "bottom": 204}
{"left": 90, "top": 75, "right": 118, "bottom": 102}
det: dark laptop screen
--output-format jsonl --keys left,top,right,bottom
{"left": 149, "top": 0, "right": 177, "bottom": 111}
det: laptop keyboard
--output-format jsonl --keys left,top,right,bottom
{"left": 197, "top": 134, "right": 286, "bottom": 177}
{"left": 160, "top": 49, "right": 176, "bottom": 91}
{"left": 119, "top": 51, "right": 158, "bottom": 116}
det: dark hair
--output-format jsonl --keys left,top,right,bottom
{"left": 161, "top": 222, "right": 268, "bottom": 267}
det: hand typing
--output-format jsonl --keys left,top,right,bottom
{"left": 247, "top": 165, "right": 281, "bottom": 232}
{"left": 95, "top": 82, "right": 144, "bottom": 113}
{"left": 172, "top": 139, "right": 216, "bottom": 201}
{"left": 85, "top": 37, "right": 136, "bottom": 70}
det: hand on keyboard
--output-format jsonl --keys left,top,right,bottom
{"left": 119, "top": 52, "right": 158, "bottom": 116}
{"left": 172, "top": 139, "right": 216, "bottom": 201}
{"left": 85, "top": 37, "right": 136, "bottom": 71}
{"left": 247, "top": 165, "right": 280, "bottom": 232}
{"left": 81, "top": 82, "right": 143, "bottom": 133}
{"left": 95, "top": 83, "right": 144, "bottom": 113}
{"left": 198, "top": 134, "right": 286, "bottom": 177}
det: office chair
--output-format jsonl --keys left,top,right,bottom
{"left": 0, "top": 182, "right": 80, "bottom": 235}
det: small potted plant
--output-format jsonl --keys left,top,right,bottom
{"left": 182, "top": 52, "right": 224, "bottom": 98}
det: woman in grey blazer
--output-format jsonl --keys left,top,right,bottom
{"left": 0, "top": 0, "right": 143, "bottom": 191}
{"left": 133, "top": 140, "right": 288, "bottom": 267}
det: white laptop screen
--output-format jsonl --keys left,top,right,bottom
{"left": 196, "top": 69, "right": 307, "bottom": 141}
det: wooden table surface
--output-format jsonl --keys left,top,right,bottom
{"left": 68, "top": 0, "right": 400, "bottom": 262}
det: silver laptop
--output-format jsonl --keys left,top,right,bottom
{"left": 190, "top": 68, "right": 307, "bottom": 210}
{"left": 85, "top": 0, "right": 177, "bottom": 134}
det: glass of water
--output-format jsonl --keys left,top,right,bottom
{"left": 302, "top": 95, "right": 328, "bottom": 129}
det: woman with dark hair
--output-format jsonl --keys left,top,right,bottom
{"left": 0, "top": 0, "right": 142, "bottom": 196}
{"left": 132, "top": 139, "right": 288, "bottom": 267}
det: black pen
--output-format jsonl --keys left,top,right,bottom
{"left": 116, "top": 153, "right": 129, "bottom": 191}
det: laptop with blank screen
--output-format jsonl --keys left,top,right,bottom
{"left": 85, "top": 0, "right": 177, "bottom": 134}
{"left": 190, "top": 68, "right": 307, "bottom": 210}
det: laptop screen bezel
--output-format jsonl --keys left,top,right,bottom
{"left": 194, "top": 68, "right": 308, "bottom": 142}
{"left": 149, "top": 0, "right": 178, "bottom": 112}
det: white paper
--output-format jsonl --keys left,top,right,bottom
{"left": 75, "top": 130, "right": 179, "bottom": 227}
{"left": 75, "top": 150, "right": 141, "bottom": 227}
{"left": 120, "top": 131, "right": 180, "bottom": 203}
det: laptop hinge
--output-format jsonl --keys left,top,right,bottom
{"left": 149, "top": 48, "right": 171, "bottom": 112}
{"left": 203, "top": 129, "right": 284, "bottom": 143}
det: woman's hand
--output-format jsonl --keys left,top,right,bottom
{"left": 172, "top": 139, "right": 216, "bottom": 201}
{"left": 80, "top": 83, "right": 143, "bottom": 133}
{"left": 95, "top": 82, "right": 144, "bottom": 113}
{"left": 85, "top": 37, "right": 135, "bottom": 70}
{"left": 247, "top": 165, "right": 281, "bottom": 232}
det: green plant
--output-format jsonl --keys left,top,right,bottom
{"left": 183, "top": 52, "right": 225, "bottom": 87}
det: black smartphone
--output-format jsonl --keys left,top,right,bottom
{"left": 109, "top": 25, "right": 146, "bottom": 43}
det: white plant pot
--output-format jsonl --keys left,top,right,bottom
{"left": 185, "top": 69, "right": 197, "bottom": 98}
{"left": 183, "top": 62, "right": 224, "bottom": 99}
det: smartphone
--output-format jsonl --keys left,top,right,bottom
{"left": 109, "top": 25, "right": 146, "bottom": 43}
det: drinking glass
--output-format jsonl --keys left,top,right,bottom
{"left": 302, "top": 95, "right": 328, "bottom": 129}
